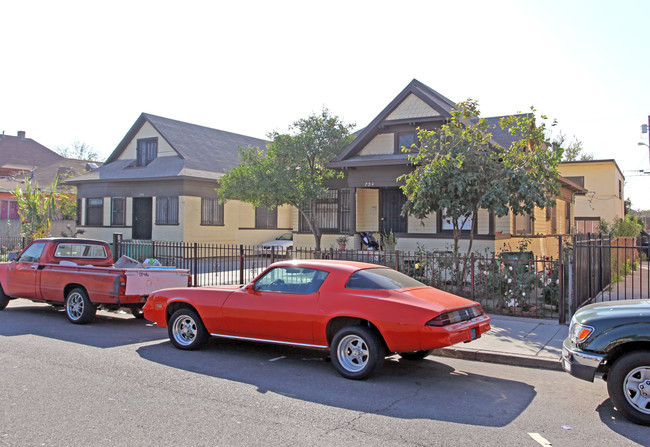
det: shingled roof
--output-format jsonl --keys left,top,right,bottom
{"left": 67, "top": 113, "right": 268, "bottom": 184}
{"left": 0, "top": 132, "right": 64, "bottom": 171}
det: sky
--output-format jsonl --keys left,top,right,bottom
{"left": 2, "top": 0, "right": 650, "bottom": 209}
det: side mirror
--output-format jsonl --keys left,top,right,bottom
{"left": 244, "top": 283, "right": 256, "bottom": 293}
{"left": 8, "top": 252, "right": 18, "bottom": 261}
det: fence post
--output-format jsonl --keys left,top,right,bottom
{"left": 239, "top": 245, "right": 245, "bottom": 285}
{"left": 395, "top": 250, "right": 400, "bottom": 272}
{"left": 193, "top": 243, "right": 198, "bottom": 287}
{"left": 470, "top": 252, "right": 475, "bottom": 300}
{"left": 558, "top": 236, "right": 566, "bottom": 324}
{"left": 152, "top": 240, "right": 156, "bottom": 260}
{"left": 112, "top": 233, "right": 122, "bottom": 263}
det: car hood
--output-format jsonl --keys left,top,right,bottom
{"left": 262, "top": 240, "right": 293, "bottom": 247}
{"left": 390, "top": 286, "right": 480, "bottom": 313}
{"left": 575, "top": 299, "right": 650, "bottom": 324}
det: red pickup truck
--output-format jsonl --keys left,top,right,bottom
{"left": 0, "top": 238, "right": 191, "bottom": 324}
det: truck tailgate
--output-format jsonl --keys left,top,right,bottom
{"left": 124, "top": 269, "right": 190, "bottom": 296}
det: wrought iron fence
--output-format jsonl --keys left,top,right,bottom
{"left": 573, "top": 233, "right": 649, "bottom": 314}
{"left": 113, "top": 236, "right": 566, "bottom": 320}
{"left": 0, "top": 237, "right": 24, "bottom": 260}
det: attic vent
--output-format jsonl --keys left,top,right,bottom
{"left": 17, "top": 131, "right": 26, "bottom": 139}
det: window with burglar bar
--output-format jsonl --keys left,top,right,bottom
{"left": 201, "top": 197, "right": 224, "bottom": 225}
{"left": 255, "top": 206, "right": 277, "bottom": 229}
{"left": 299, "top": 189, "right": 352, "bottom": 233}
{"left": 111, "top": 197, "right": 126, "bottom": 226}
{"left": 156, "top": 196, "right": 179, "bottom": 225}
{"left": 136, "top": 138, "right": 158, "bottom": 167}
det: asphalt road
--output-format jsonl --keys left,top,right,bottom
{"left": 0, "top": 299, "right": 647, "bottom": 447}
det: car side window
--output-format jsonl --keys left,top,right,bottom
{"left": 18, "top": 242, "right": 47, "bottom": 263}
{"left": 254, "top": 267, "right": 328, "bottom": 294}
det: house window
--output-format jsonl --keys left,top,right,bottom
{"left": 619, "top": 180, "right": 622, "bottom": 198}
{"left": 441, "top": 212, "right": 473, "bottom": 231}
{"left": 575, "top": 218, "right": 600, "bottom": 234}
{"left": 156, "top": 197, "right": 179, "bottom": 225}
{"left": 136, "top": 138, "right": 158, "bottom": 167}
{"left": 0, "top": 200, "right": 20, "bottom": 220}
{"left": 513, "top": 213, "right": 533, "bottom": 235}
{"left": 201, "top": 197, "right": 223, "bottom": 226}
{"left": 299, "top": 189, "right": 352, "bottom": 233}
{"left": 111, "top": 198, "right": 126, "bottom": 226}
{"left": 75, "top": 198, "right": 81, "bottom": 225}
{"left": 255, "top": 206, "right": 277, "bottom": 229}
{"left": 85, "top": 198, "right": 104, "bottom": 226}
{"left": 396, "top": 131, "right": 417, "bottom": 153}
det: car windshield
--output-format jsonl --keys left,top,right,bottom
{"left": 345, "top": 268, "right": 425, "bottom": 290}
{"left": 277, "top": 233, "right": 292, "bottom": 241}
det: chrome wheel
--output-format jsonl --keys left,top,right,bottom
{"left": 337, "top": 334, "right": 370, "bottom": 373}
{"left": 172, "top": 315, "right": 199, "bottom": 347}
{"left": 623, "top": 366, "right": 650, "bottom": 416}
{"left": 67, "top": 291, "right": 85, "bottom": 320}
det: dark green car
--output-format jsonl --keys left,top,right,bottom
{"left": 562, "top": 299, "right": 650, "bottom": 425}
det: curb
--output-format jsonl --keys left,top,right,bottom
{"left": 432, "top": 347, "right": 563, "bottom": 371}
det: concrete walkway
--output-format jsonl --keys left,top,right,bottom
{"left": 433, "top": 314, "right": 569, "bottom": 371}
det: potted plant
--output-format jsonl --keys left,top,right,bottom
{"left": 336, "top": 235, "right": 349, "bottom": 251}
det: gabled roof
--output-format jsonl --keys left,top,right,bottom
{"left": 0, "top": 132, "right": 64, "bottom": 169}
{"left": 331, "top": 79, "right": 456, "bottom": 164}
{"left": 329, "top": 79, "right": 530, "bottom": 169}
{"left": 68, "top": 113, "right": 268, "bottom": 184}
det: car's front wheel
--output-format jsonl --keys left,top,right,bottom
{"left": 399, "top": 350, "right": 433, "bottom": 361}
{"left": 65, "top": 288, "right": 96, "bottom": 324}
{"left": 168, "top": 308, "right": 209, "bottom": 350}
{"left": 331, "top": 325, "right": 384, "bottom": 380}
{"left": 607, "top": 350, "right": 650, "bottom": 426}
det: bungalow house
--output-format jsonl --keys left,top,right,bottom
{"left": 558, "top": 159, "right": 625, "bottom": 233}
{"left": 315, "top": 79, "right": 586, "bottom": 258}
{"left": 0, "top": 131, "right": 95, "bottom": 237}
{"left": 67, "top": 113, "right": 293, "bottom": 244}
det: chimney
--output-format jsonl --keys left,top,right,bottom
{"left": 17, "top": 131, "right": 26, "bottom": 139}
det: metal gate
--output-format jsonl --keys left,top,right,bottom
{"left": 572, "top": 233, "right": 649, "bottom": 316}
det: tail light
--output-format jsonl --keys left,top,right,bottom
{"left": 187, "top": 275, "right": 192, "bottom": 287}
{"left": 119, "top": 275, "right": 126, "bottom": 296}
{"left": 426, "top": 305, "right": 484, "bottom": 327}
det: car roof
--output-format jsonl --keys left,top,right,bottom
{"left": 269, "top": 259, "right": 388, "bottom": 273}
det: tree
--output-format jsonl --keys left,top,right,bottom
{"left": 13, "top": 178, "right": 59, "bottom": 239}
{"left": 555, "top": 132, "right": 593, "bottom": 161}
{"left": 218, "top": 108, "right": 355, "bottom": 251}
{"left": 399, "top": 100, "right": 563, "bottom": 259}
{"left": 54, "top": 141, "right": 101, "bottom": 161}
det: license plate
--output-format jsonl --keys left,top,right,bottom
{"left": 470, "top": 327, "right": 477, "bottom": 340}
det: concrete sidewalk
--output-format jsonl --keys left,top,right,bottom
{"left": 433, "top": 314, "right": 569, "bottom": 371}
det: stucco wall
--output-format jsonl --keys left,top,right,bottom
{"left": 559, "top": 161, "right": 624, "bottom": 224}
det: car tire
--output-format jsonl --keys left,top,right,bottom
{"left": 131, "top": 307, "right": 145, "bottom": 319}
{"left": 607, "top": 350, "right": 650, "bottom": 426}
{"left": 168, "top": 308, "right": 209, "bottom": 350}
{"left": 399, "top": 350, "right": 433, "bottom": 361}
{"left": 331, "top": 325, "right": 384, "bottom": 380}
{"left": 0, "top": 285, "right": 9, "bottom": 311}
{"left": 65, "top": 287, "right": 96, "bottom": 324}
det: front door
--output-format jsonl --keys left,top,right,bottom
{"left": 132, "top": 197, "right": 152, "bottom": 240}
{"left": 379, "top": 188, "right": 407, "bottom": 234}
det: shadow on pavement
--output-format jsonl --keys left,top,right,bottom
{"left": 137, "top": 336, "right": 536, "bottom": 427}
{"left": 596, "top": 399, "right": 649, "bottom": 444}
{"left": 0, "top": 300, "right": 167, "bottom": 348}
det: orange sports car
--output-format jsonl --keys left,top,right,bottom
{"left": 143, "top": 260, "right": 491, "bottom": 379}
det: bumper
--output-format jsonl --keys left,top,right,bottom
{"left": 420, "top": 314, "right": 491, "bottom": 350}
{"left": 561, "top": 344, "right": 606, "bottom": 382}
